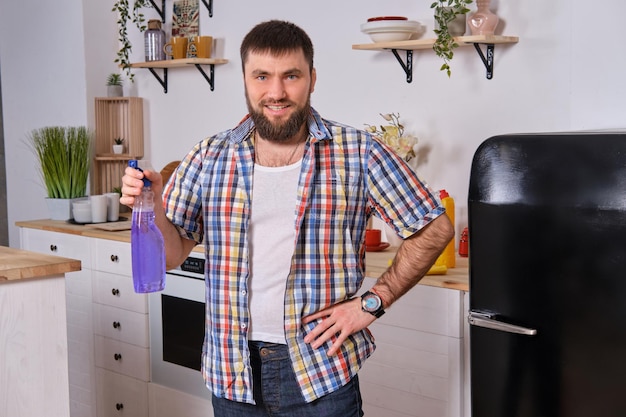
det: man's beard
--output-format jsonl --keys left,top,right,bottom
{"left": 246, "top": 94, "right": 310, "bottom": 143}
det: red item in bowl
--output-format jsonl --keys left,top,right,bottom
{"left": 367, "top": 16, "right": 408, "bottom": 22}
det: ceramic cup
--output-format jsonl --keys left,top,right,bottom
{"left": 164, "top": 37, "right": 189, "bottom": 59}
{"left": 90, "top": 195, "right": 108, "bottom": 223}
{"left": 189, "top": 35, "right": 212, "bottom": 58}
{"left": 105, "top": 193, "right": 120, "bottom": 222}
{"left": 72, "top": 200, "right": 92, "bottom": 223}
{"left": 365, "top": 229, "right": 382, "bottom": 247}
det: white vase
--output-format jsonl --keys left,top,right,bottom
{"left": 113, "top": 144, "right": 124, "bottom": 154}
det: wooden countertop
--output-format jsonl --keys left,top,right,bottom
{"left": 16, "top": 219, "right": 469, "bottom": 291}
{"left": 0, "top": 246, "right": 81, "bottom": 282}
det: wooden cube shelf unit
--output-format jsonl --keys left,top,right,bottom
{"left": 94, "top": 97, "right": 144, "bottom": 156}
{"left": 93, "top": 97, "right": 144, "bottom": 194}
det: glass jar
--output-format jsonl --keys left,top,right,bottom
{"left": 144, "top": 19, "right": 166, "bottom": 61}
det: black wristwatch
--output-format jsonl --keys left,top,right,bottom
{"left": 361, "top": 290, "right": 385, "bottom": 318}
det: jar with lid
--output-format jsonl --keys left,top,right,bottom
{"left": 144, "top": 19, "right": 166, "bottom": 61}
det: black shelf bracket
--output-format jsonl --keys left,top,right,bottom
{"left": 200, "top": 0, "right": 213, "bottom": 17}
{"left": 472, "top": 43, "right": 495, "bottom": 80}
{"left": 148, "top": 68, "right": 168, "bottom": 93}
{"left": 194, "top": 64, "right": 216, "bottom": 90}
{"left": 147, "top": 0, "right": 212, "bottom": 21}
{"left": 147, "top": 0, "right": 166, "bottom": 22}
{"left": 391, "top": 49, "right": 413, "bottom": 83}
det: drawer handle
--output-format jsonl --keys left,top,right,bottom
{"left": 114, "top": 353, "right": 122, "bottom": 361}
{"left": 110, "top": 254, "right": 119, "bottom": 262}
{"left": 112, "top": 321, "right": 121, "bottom": 329}
{"left": 111, "top": 288, "right": 120, "bottom": 296}
{"left": 116, "top": 403, "right": 124, "bottom": 411}
{"left": 50, "top": 244, "right": 57, "bottom": 252}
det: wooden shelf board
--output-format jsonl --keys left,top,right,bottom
{"left": 352, "top": 34, "right": 519, "bottom": 51}
{"left": 95, "top": 155, "right": 142, "bottom": 161}
{"left": 130, "top": 58, "right": 228, "bottom": 69}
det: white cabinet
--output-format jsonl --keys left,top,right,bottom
{"left": 96, "top": 368, "right": 148, "bottom": 417}
{"left": 19, "top": 228, "right": 96, "bottom": 417}
{"left": 148, "top": 383, "right": 214, "bottom": 417}
{"left": 91, "top": 238, "right": 150, "bottom": 417}
{"left": 359, "top": 279, "right": 469, "bottom": 417}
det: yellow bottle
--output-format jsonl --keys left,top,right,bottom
{"left": 435, "top": 189, "right": 455, "bottom": 268}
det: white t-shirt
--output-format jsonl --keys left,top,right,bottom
{"left": 248, "top": 160, "right": 301, "bottom": 343}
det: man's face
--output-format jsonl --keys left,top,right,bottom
{"left": 243, "top": 49, "right": 316, "bottom": 143}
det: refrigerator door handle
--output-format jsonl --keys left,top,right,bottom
{"left": 468, "top": 311, "right": 537, "bottom": 336}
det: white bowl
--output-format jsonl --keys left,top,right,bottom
{"left": 360, "top": 20, "right": 424, "bottom": 43}
{"left": 366, "top": 30, "right": 414, "bottom": 43}
{"left": 73, "top": 208, "right": 92, "bottom": 223}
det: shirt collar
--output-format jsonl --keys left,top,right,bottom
{"left": 230, "top": 107, "right": 332, "bottom": 144}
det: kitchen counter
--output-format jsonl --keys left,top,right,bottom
{"left": 16, "top": 219, "right": 469, "bottom": 291}
{"left": 0, "top": 244, "right": 80, "bottom": 416}
{"left": 0, "top": 245, "right": 81, "bottom": 282}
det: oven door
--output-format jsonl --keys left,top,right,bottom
{"left": 149, "top": 255, "right": 212, "bottom": 400}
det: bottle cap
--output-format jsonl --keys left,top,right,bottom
{"left": 129, "top": 160, "right": 152, "bottom": 187}
{"left": 440, "top": 189, "right": 449, "bottom": 199}
{"left": 148, "top": 19, "right": 162, "bottom": 30}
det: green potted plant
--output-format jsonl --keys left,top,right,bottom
{"left": 113, "top": 137, "right": 125, "bottom": 154}
{"left": 27, "top": 126, "right": 92, "bottom": 220}
{"left": 431, "top": 0, "right": 473, "bottom": 77}
{"left": 107, "top": 73, "right": 124, "bottom": 97}
{"left": 112, "top": 0, "right": 148, "bottom": 81}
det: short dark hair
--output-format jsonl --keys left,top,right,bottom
{"left": 240, "top": 20, "right": 314, "bottom": 73}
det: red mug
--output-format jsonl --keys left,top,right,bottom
{"left": 365, "top": 229, "right": 382, "bottom": 247}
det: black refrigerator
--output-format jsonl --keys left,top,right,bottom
{"left": 467, "top": 132, "right": 626, "bottom": 417}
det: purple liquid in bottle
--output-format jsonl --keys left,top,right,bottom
{"left": 129, "top": 160, "right": 166, "bottom": 293}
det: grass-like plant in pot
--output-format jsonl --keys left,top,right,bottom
{"left": 431, "top": 0, "right": 473, "bottom": 77}
{"left": 28, "top": 126, "right": 92, "bottom": 220}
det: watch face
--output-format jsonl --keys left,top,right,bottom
{"left": 363, "top": 293, "right": 382, "bottom": 311}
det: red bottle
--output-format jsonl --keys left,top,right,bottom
{"left": 459, "top": 227, "right": 469, "bottom": 257}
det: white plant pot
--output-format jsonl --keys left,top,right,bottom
{"left": 113, "top": 144, "right": 124, "bottom": 154}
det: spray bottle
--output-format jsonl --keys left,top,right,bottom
{"left": 129, "top": 160, "right": 166, "bottom": 293}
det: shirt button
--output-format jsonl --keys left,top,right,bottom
{"left": 241, "top": 289, "right": 247, "bottom": 296}
{"left": 241, "top": 323, "right": 247, "bottom": 330}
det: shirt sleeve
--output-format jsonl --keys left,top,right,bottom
{"left": 367, "top": 137, "right": 445, "bottom": 239}
{"left": 163, "top": 141, "right": 206, "bottom": 244}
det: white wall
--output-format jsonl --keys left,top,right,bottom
{"left": 2, "top": 0, "right": 626, "bottom": 248}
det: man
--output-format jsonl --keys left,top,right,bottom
{"left": 121, "top": 19, "right": 454, "bottom": 417}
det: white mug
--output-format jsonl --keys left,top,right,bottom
{"left": 105, "top": 193, "right": 120, "bottom": 222}
{"left": 90, "top": 195, "right": 108, "bottom": 223}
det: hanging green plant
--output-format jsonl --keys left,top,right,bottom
{"left": 112, "top": 0, "right": 149, "bottom": 81}
{"left": 431, "top": 0, "right": 473, "bottom": 77}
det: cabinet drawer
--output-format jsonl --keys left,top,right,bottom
{"left": 96, "top": 368, "right": 148, "bottom": 417}
{"left": 95, "top": 335, "right": 150, "bottom": 381}
{"left": 94, "top": 303, "right": 149, "bottom": 347}
{"left": 20, "top": 228, "right": 92, "bottom": 268}
{"left": 93, "top": 270, "right": 147, "bottom": 313}
{"left": 93, "top": 239, "right": 132, "bottom": 275}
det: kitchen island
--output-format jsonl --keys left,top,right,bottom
{"left": 0, "top": 246, "right": 80, "bottom": 417}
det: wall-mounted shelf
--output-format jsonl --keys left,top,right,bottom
{"left": 130, "top": 58, "right": 229, "bottom": 93}
{"left": 352, "top": 34, "right": 519, "bottom": 82}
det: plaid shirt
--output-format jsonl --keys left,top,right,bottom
{"left": 163, "top": 108, "right": 444, "bottom": 404}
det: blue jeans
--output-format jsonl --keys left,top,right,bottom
{"left": 212, "top": 341, "right": 364, "bottom": 417}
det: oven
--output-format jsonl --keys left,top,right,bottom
{"left": 149, "top": 250, "right": 212, "bottom": 399}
